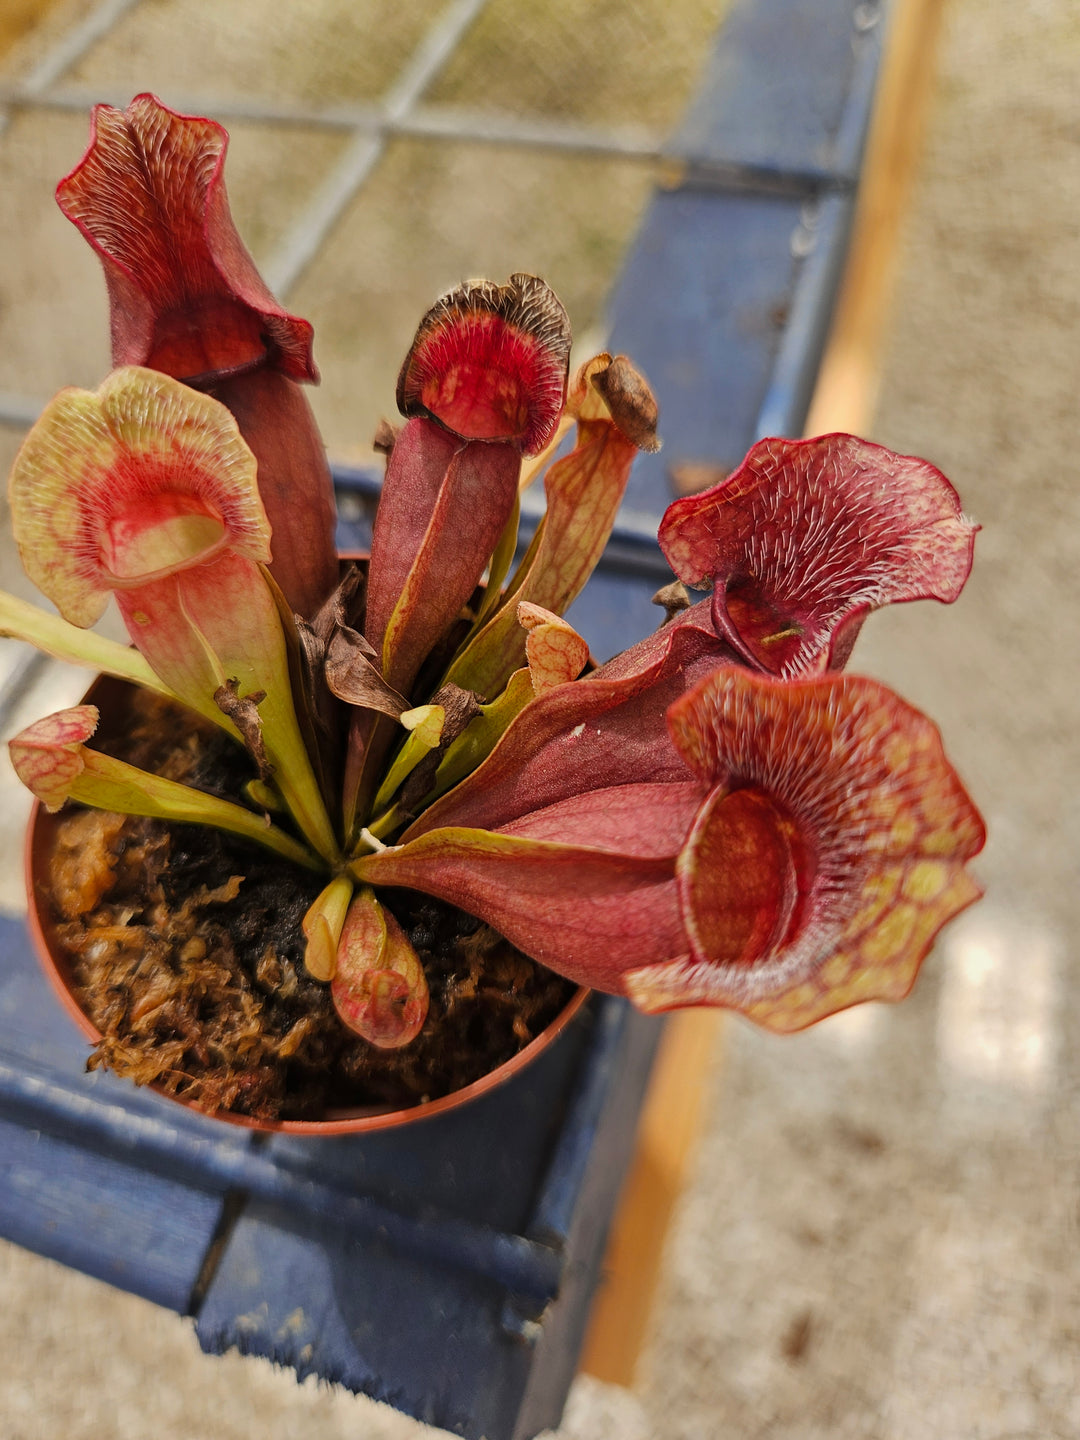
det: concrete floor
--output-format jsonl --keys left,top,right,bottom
{"left": 1, "top": 0, "right": 1079, "bottom": 1436}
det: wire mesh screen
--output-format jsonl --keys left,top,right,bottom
{"left": 0, "top": 0, "right": 730, "bottom": 462}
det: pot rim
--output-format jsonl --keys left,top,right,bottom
{"left": 23, "top": 672, "right": 589, "bottom": 1136}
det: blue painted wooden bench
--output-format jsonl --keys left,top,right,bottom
{"left": 0, "top": 2, "right": 887, "bottom": 1434}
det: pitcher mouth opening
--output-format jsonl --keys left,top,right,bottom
{"left": 102, "top": 492, "right": 227, "bottom": 585}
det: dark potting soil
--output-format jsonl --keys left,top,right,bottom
{"left": 42, "top": 686, "right": 577, "bottom": 1122}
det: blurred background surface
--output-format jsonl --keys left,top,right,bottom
{"left": 0, "top": 0, "right": 1078, "bottom": 1436}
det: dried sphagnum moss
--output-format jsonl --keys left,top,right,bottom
{"left": 42, "top": 687, "right": 576, "bottom": 1122}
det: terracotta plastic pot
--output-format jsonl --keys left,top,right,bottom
{"left": 24, "top": 673, "right": 588, "bottom": 1135}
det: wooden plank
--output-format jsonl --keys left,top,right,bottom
{"left": 0, "top": 914, "right": 236, "bottom": 1311}
{"left": 673, "top": 0, "right": 868, "bottom": 175}
{"left": 196, "top": 1001, "right": 665, "bottom": 1440}
{"left": 579, "top": 0, "right": 948, "bottom": 1390}
{"left": 805, "top": 0, "right": 949, "bottom": 435}
{"left": 578, "top": 1010, "right": 723, "bottom": 1386}
{"left": 606, "top": 187, "right": 806, "bottom": 511}
{"left": 0, "top": 1114, "right": 226, "bottom": 1310}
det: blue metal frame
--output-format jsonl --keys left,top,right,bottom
{"left": 0, "top": 1, "right": 888, "bottom": 1435}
